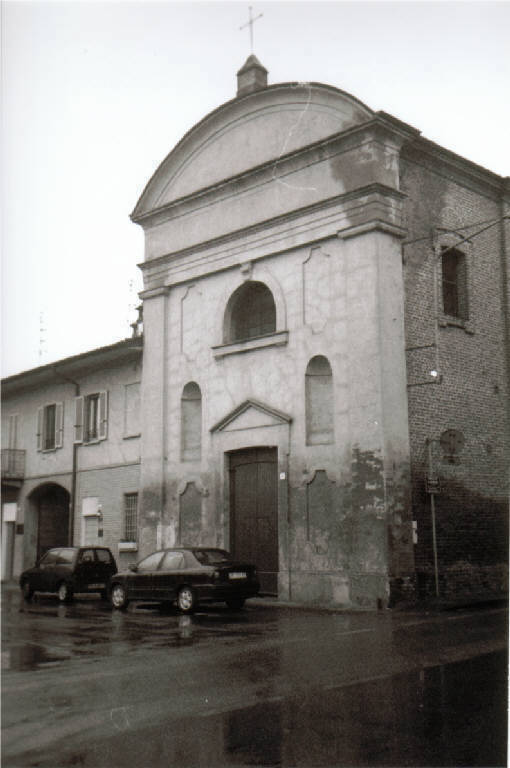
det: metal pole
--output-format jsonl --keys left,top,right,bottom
{"left": 430, "top": 490, "right": 439, "bottom": 597}
{"left": 427, "top": 440, "right": 440, "bottom": 596}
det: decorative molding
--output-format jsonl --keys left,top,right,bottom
{"left": 338, "top": 220, "right": 407, "bottom": 240}
{"left": 212, "top": 330, "right": 289, "bottom": 359}
{"left": 131, "top": 81, "right": 377, "bottom": 221}
{"left": 211, "top": 398, "right": 292, "bottom": 434}
{"left": 180, "top": 284, "right": 203, "bottom": 359}
{"left": 302, "top": 246, "right": 331, "bottom": 333}
{"left": 402, "top": 139, "right": 505, "bottom": 201}
{"left": 138, "top": 184, "right": 406, "bottom": 278}
{"left": 297, "top": 467, "right": 338, "bottom": 489}
{"left": 240, "top": 261, "right": 253, "bottom": 279}
{"left": 176, "top": 479, "right": 209, "bottom": 498}
{"left": 138, "top": 285, "right": 170, "bottom": 300}
{"left": 132, "top": 115, "right": 416, "bottom": 231}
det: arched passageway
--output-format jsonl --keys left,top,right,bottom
{"left": 29, "top": 484, "right": 70, "bottom": 560}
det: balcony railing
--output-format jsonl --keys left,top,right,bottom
{"left": 1, "top": 449, "right": 26, "bottom": 481}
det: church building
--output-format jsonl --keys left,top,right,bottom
{"left": 130, "top": 56, "right": 509, "bottom": 607}
{"left": 2, "top": 57, "right": 508, "bottom": 608}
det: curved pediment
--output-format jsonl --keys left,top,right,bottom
{"left": 132, "top": 82, "right": 373, "bottom": 220}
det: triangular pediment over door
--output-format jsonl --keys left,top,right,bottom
{"left": 210, "top": 399, "right": 292, "bottom": 434}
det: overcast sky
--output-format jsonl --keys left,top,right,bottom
{"left": 2, "top": 0, "right": 509, "bottom": 378}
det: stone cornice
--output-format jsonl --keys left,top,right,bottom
{"left": 402, "top": 136, "right": 505, "bottom": 200}
{"left": 338, "top": 221, "right": 407, "bottom": 240}
{"left": 137, "top": 183, "right": 405, "bottom": 276}
{"left": 132, "top": 81, "right": 376, "bottom": 220}
{"left": 138, "top": 286, "right": 171, "bottom": 300}
{"left": 212, "top": 331, "right": 289, "bottom": 359}
{"left": 131, "top": 116, "right": 412, "bottom": 230}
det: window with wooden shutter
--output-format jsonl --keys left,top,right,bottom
{"left": 36, "top": 407, "right": 43, "bottom": 451}
{"left": 74, "top": 396, "right": 84, "bottom": 443}
{"left": 8, "top": 414, "right": 18, "bottom": 449}
{"left": 78, "top": 392, "right": 109, "bottom": 443}
{"left": 36, "top": 403, "right": 63, "bottom": 451}
{"left": 98, "top": 391, "right": 108, "bottom": 440}
{"left": 55, "top": 403, "right": 64, "bottom": 449}
{"left": 85, "top": 394, "right": 100, "bottom": 441}
{"left": 44, "top": 404, "right": 56, "bottom": 450}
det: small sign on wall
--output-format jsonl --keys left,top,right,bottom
{"left": 2, "top": 503, "right": 17, "bottom": 523}
{"left": 82, "top": 497, "right": 100, "bottom": 516}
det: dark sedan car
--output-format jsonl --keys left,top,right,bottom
{"left": 109, "top": 547, "right": 260, "bottom": 613}
{"left": 19, "top": 547, "right": 117, "bottom": 603}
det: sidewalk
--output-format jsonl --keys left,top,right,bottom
{"left": 3, "top": 580, "right": 507, "bottom": 614}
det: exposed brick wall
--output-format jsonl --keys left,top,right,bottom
{"left": 400, "top": 150, "right": 509, "bottom": 600}
{"left": 75, "top": 463, "right": 141, "bottom": 571}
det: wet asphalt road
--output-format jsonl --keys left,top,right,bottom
{"left": 1, "top": 586, "right": 508, "bottom": 768}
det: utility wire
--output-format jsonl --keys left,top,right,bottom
{"left": 402, "top": 215, "right": 509, "bottom": 248}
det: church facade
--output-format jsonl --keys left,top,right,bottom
{"left": 130, "top": 57, "right": 509, "bottom": 607}
{"left": 2, "top": 58, "right": 508, "bottom": 607}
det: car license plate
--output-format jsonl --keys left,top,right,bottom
{"left": 229, "top": 572, "right": 246, "bottom": 580}
{"left": 88, "top": 583, "right": 105, "bottom": 589}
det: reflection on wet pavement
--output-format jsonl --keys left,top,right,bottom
{"left": 1, "top": 643, "right": 71, "bottom": 671}
{"left": 16, "top": 650, "right": 506, "bottom": 767}
{"left": 6, "top": 593, "right": 275, "bottom": 666}
{"left": 3, "top": 586, "right": 507, "bottom": 767}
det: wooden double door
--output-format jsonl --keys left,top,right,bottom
{"left": 229, "top": 447, "right": 278, "bottom": 595}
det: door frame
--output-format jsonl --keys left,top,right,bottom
{"left": 210, "top": 401, "right": 291, "bottom": 599}
{"left": 228, "top": 446, "right": 279, "bottom": 594}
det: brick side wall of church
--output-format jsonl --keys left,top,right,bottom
{"left": 400, "top": 154, "right": 509, "bottom": 598}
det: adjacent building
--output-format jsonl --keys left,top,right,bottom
{"left": 1, "top": 339, "right": 143, "bottom": 579}
{"left": 2, "top": 57, "right": 508, "bottom": 606}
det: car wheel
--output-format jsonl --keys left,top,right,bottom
{"left": 21, "top": 580, "right": 34, "bottom": 601}
{"left": 57, "top": 582, "right": 73, "bottom": 603}
{"left": 110, "top": 583, "right": 129, "bottom": 610}
{"left": 226, "top": 598, "right": 245, "bottom": 610}
{"left": 177, "top": 586, "right": 196, "bottom": 614}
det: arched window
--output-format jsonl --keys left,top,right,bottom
{"left": 225, "top": 281, "right": 276, "bottom": 343}
{"left": 181, "top": 382, "right": 202, "bottom": 461}
{"left": 305, "top": 356, "right": 334, "bottom": 445}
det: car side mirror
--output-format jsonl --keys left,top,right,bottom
{"left": 128, "top": 563, "right": 138, "bottom": 572}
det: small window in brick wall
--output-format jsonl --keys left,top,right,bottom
{"left": 442, "top": 248, "right": 468, "bottom": 320}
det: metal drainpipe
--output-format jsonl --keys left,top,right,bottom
{"left": 53, "top": 368, "right": 79, "bottom": 546}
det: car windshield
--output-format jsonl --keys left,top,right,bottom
{"left": 193, "top": 549, "right": 232, "bottom": 565}
{"left": 58, "top": 549, "right": 77, "bottom": 564}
